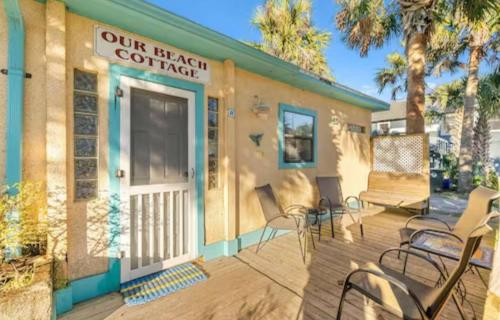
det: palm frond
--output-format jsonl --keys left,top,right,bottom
{"left": 336, "top": 0, "right": 400, "bottom": 56}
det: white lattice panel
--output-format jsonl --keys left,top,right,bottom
{"left": 373, "top": 135, "right": 424, "bottom": 174}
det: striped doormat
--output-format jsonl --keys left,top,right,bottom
{"left": 120, "top": 262, "right": 207, "bottom": 305}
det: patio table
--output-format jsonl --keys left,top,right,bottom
{"left": 306, "top": 207, "right": 331, "bottom": 241}
{"left": 410, "top": 231, "right": 494, "bottom": 274}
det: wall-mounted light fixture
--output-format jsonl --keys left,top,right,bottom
{"left": 251, "top": 95, "right": 271, "bottom": 119}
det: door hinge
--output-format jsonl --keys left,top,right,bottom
{"left": 120, "top": 251, "right": 125, "bottom": 259}
{"left": 115, "top": 169, "right": 125, "bottom": 178}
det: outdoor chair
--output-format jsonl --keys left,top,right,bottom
{"left": 316, "top": 176, "right": 363, "bottom": 239}
{"left": 337, "top": 210, "right": 498, "bottom": 320}
{"left": 254, "top": 184, "right": 315, "bottom": 263}
{"left": 399, "top": 186, "right": 500, "bottom": 284}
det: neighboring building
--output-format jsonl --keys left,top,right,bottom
{"left": 0, "top": 0, "right": 388, "bottom": 316}
{"left": 372, "top": 101, "right": 500, "bottom": 172}
{"left": 371, "top": 101, "right": 455, "bottom": 168}
{"left": 490, "top": 117, "right": 500, "bottom": 173}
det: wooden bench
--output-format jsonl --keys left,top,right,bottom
{"left": 359, "top": 171, "right": 430, "bottom": 213}
{"left": 359, "top": 134, "right": 430, "bottom": 214}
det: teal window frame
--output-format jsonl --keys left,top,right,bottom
{"left": 278, "top": 103, "right": 318, "bottom": 169}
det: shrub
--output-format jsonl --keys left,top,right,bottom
{"left": 0, "top": 181, "right": 47, "bottom": 263}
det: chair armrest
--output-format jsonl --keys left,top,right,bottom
{"left": 344, "top": 196, "right": 361, "bottom": 211}
{"left": 379, "top": 247, "right": 446, "bottom": 279}
{"left": 318, "top": 197, "right": 332, "bottom": 211}
{"left": 409, "top": 228, "right": 463, "bottom": 246}
{"left": 284, "top": 213, "right": 309, "bottom": 227}
{"left": 283, "top": 204, "right": 307, "bottom": 215}
{"left": 405, "top": 215, "right": 452, "bottom": 231}
{"left": 344, "top": 268, "right": 426, "bottom": 317}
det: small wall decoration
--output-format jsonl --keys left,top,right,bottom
{"left": 251, "top": 95, "right": 271, "bottom": 119}
{"left": 249, "top": 133, "right": 264, "bottom": 146}
{"left": 227, "top": 108, "right": 236, "bottom": 118}
{"left": 330, "top": 115, "right": 340, "bottom": 126}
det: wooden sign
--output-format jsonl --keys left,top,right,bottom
{"left": 94, "top": 26, "right": 210, "bottom": 83}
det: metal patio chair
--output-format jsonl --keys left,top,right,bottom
{"left": 316, "top": 176, "right": 363, "bottom": 239}
{"left": 255, "top": 184, "right": 315, "bottom": 263}
{"left": 399, "top": 186, "right": 500, "bottom": 284}
{"left": 336, "top": 211, "right": 498, "bottom": 320}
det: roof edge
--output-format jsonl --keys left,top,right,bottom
{"left": 62, "top": 0, "right": 390, "bottom": 111}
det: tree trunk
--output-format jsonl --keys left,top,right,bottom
{"left": 457, "top": 45, "right": 482, "bottom": 193}
{"left": 405, "top": 32, "right": 427, "bottom": 134}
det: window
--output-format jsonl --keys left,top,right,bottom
{"left": 347, "top": 123, "right": 366, "bottom": 134}
{"left": 73, "top": 69, "right": 98, "bottom": 200}
{"left": 279, "top": 104, "right": 317, "bottom": 169}
{"left": 377, "top": 122, "right": 391, "bottom": 135}
{"left": 207, "top": 97, "right": 219, "bottom": 189}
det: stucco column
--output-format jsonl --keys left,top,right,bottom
{"left": 223, "top": 59, "right": 237, "bottom": 243}
{"left": 45, "top": 0, "right": 68, "bottom": 287}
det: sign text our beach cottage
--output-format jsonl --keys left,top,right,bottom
{"left": 94, "top": 26, "right": 210, "bottom": 83}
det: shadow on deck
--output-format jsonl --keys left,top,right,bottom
{"left": 60, "top": 210, "right": 492, "bottom": 320}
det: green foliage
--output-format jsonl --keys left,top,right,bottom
{"left": 442, "top": 153, "right": 459, "bottom": 184}
{"left": 429, "top": 78, "right": 466, "bottom": 112}
{"left": 473, "top": 166, "right": 499, "bottom": 190}
{"left": 336, "top": 0, "right": 399, "bottom": 57}
{"left": 0, "top": 181, "right": 47, "bottom": 263}
{"left": 374, "top": 52, "right": 407, "bottom": 100}
{"left": 250, "top": 0, "right": 332, "bottom": 78}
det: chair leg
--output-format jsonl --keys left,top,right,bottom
{"left": 297, "top": 229, "right": 305, "bottom": 263}
{"left": 403, "top": 249, "right": 409, "bottom": 274}
{"left": 336, "top": 282, "right": 351, "bottom": 320}
{"left": 330, "top": 211, "right": 335, "bottom": 238}
{"left": 309, "top": 224, "right": 316, "bottom": 249}
{"left": 256, "top": 224, "right": 268, "bottom": 253}
{"left": 397, "top": 243, "right": 404, "bottom": 259}
{"left": 359, "top": 223, "right": 364, "bottom": 238}
{"left": 451, "top": 291, "right": 470, "bottom": 320}
{"left": 318, "top": 215, "right": 322, "bottom": 241}
{"left": 303, "top": 228, "right": 308, "bottom": 263}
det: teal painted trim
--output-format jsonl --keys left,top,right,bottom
{"left": 61, "top": 0, "right": 389, "bottom": 111}
{"left": 3, "top": 0, "right": 25, "bottom": 186}
{"left": 278, "top": 103, "right": 318, "bottom": 169}
{"left": 54, "top": 64, "right": 207, "bottom": 315}
{"left": 202, "top": 228, "right": 290, "bottom": 261}
{"left": 106, "top": 64, "right": 206, "bottom": 258}
{"left": 54, "top": 287, "right": 72, "bottom": 316}
{"left": 3, "top": 0, "right": 25, "bottom": 260}
{"left": 237, "top": 228, "right": 289, "bottom": 249}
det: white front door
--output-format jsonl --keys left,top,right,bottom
{"left": 120, "top": 76, "right": 196, "bottom": 283}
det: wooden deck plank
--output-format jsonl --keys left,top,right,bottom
{"left": 59, "top": 211, "right": 492, "bottom": 320}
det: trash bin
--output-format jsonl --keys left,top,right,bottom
{"left": 431, "top": 169, "right": 444, "bottom": 191}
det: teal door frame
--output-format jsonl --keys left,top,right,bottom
{"left": 55, "top": 63, "right": 206, "bottom": 315}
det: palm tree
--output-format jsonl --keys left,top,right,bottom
{"left": 336, "top": 0, "right": 497, "bottom": 134}
{"left": 428, "top": 10, "right": 499, "bottom": 192}
{"left": 251, "top": 0, "right": 332, "bottom": 78}
{"left": 473, "top": 72, "right": 500, "bottom": 175}
{"left": 428, "top": 79, "right": 466, "bottom": 154}
{"left": 374, "top": 52, "right": 408, "bottom": 100}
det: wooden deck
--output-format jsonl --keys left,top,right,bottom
{"left": 60, "top": 211, "right": 494, "bottom": 320}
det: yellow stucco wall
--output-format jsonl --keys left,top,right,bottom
{"left": 65, "top": 13, "right": 228, "bottom": 279}
{"left": 22, "top": 0, "right": 47, "bottom": 183}
{"left": 234, "top": 69, "right": 371, "bottom": 235}
{"left": 0, "top": 2, "right": 6, "bottom": 181}
{"left": 7, "top": 2, "right": 370, "bottom": 280}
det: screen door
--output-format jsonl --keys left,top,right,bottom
{"left": 120, "top": 76, "right": 196, "bottom": 282}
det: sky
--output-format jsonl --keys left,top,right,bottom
{"left": 147, "top": 0, "right": 478, "bottom": 103}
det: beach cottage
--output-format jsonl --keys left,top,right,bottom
{"left": 0, "top": 0, "right": 389, "bottom": 314}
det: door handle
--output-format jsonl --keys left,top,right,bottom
{"left": 191, "top": 168, "right": 195, "bottom": 179}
